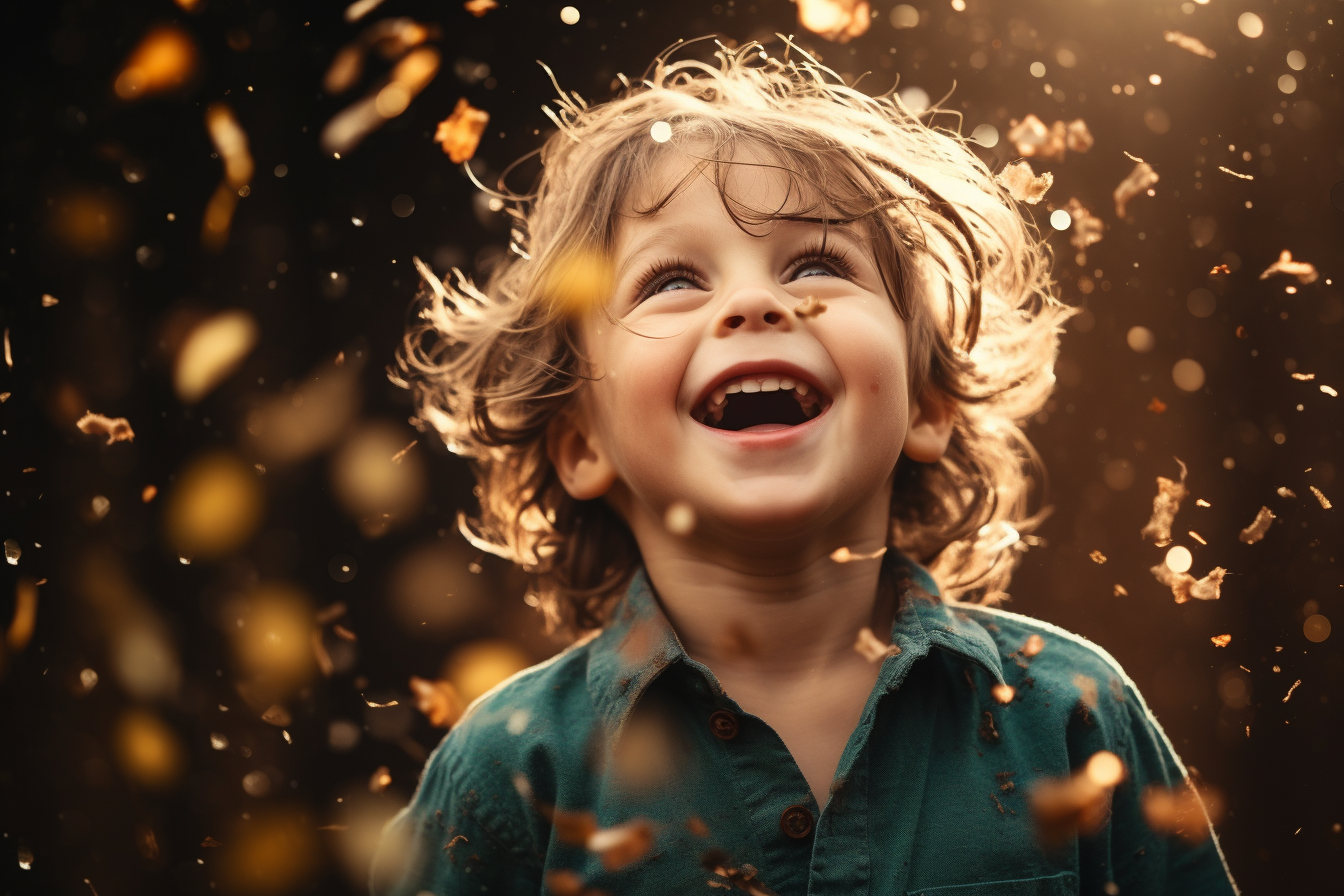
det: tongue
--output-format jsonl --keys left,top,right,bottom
{"left": 739, "top": 423, "right": 795, "bottom": 433}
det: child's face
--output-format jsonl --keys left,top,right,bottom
{"left": 552, "top": 150, "right": 951, "bottom": 547}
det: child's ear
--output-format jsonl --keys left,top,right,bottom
{"left": 903, "top": 387, "right": 956, "bottom": 463}
{"left": 546, "top": 402, "right": 619, "bottom": 501}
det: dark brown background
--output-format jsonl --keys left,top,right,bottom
{"left": 1, "top": 0, "right": 1340, "bottom": 893}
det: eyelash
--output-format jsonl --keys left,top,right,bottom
{"left": 631, "top": 241, "right": 859, "bottom": 303}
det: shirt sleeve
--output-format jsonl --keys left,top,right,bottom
{"left": 368, "top": 735, "right": 544, "bottom": 896}
{"left": 1107, "top": 688, "right": 1239, "bottom": 895}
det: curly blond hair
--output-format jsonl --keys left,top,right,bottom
{"left": 395, "top": 39, "right": 1072, "bottom": 638}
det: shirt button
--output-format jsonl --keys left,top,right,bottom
{"left": 779, "top": 805, "right": 814, "bottom": 839}
{"left": 708, "top": 709, "right": 739, "bottom": 740}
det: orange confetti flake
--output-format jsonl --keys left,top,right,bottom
{"left": 794, "top": 295, "right": 829, "bottom": 318}
{"left": 1021, "top": 634, "right": 1045, "bottom": 658}
{"left": 996, "top": 159, "right": 1053, "bottom": 205}
{"left": 1147, "top": 396, "right": 1167, "bottom": 414}
{"left": 1142, "top": 779, "right": 1223, "bottom": 844}
{"left": 390, "top": 440, "right": 418, "bottom": 464}
{"left": 1163, "top": 30, "right": 1217, "bottom": 59}
{"left": 1210, "top": 264, "right": 1231, "bottom": 276}
{"left": 76, "top": 412, "right": 135, "bottom": 445}
{"left": 1089, "top": 550, "right": 1107, "bottom": 564}
{"left": 408, "top": 675, "right": 464, "bottom": 728}
{"left": 1282, "top": 679, "right": 1302, "bottom": 703}
{"left": 1114, "top": 161, "right": 1159, "bottom": 219}
{"left": 796, "top": 0, "right": 872, "bottom": 43}
{"left": 1238, "top": 506, "right": 1275, "bottom": 544}
{"left": 1140, "top": 459, "right": 1188, "bottom": 545}
{"left": 141, "top": 485, "right": 158, "bottom": 502}
{"left": 41, "top": 293, "right": 59, "bottom": 307}
{"left": 991, "top": 683, "right": 1016, "bottom": 704}
{"left": 830, "top": 544, "right": 885, "bottom": 563}
{"left": 115, "top": 26, "right": 198, "bottom": 100}
{"left": 368, "top": 765, "right": 392, "bottom": 793}
{"left": 434, "top": 97, "right": 490, "bottom": 164}
{"left": 587, "top": 820, "right": 655, "bottom": 871}
{"left": 1217, "top": 166, "right": 1253, "bottom": 181}
{"left": 1310, "top": 486, "right": 1332, "bottom": 509}
{"left": 1259, "top": 250, "right": 1318, "bottom": 284}
{"left": 1113, "top": 584, "right": 1129, "bottom": 597}
{"left": 1210, "top": 634, "right": 1232, "bottom": 647}
{"left": 1150, "top": 564, "right": 1226, "bottom": 603}
{"left": 1064, "top": 198, "right": 1104, "bottom": 249}
{"left": 1030, "top": 751, "right": 1128, "bottom": 846}
{"left": 463, "top": 0, "right": 499, "bottom": 15}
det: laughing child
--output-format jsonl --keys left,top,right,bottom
{"left": 371, "top": 41, "right": 1237, "bottom": 896}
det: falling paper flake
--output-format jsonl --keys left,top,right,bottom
{"left": 1089, "top": 550, "right": 1107, "bottom": 564}
{"left": 344, "top": 0, "right": 388, "bottom": 22}
{"left": 41, "top": 293, "right": 59, "bottom": 307}
{"left": 1005, "top": 115, "right": 1093, "bottom": 161}
{"left": 1030, "top": 751, "right": 1128, "bottom": 846}
{"left": 1277, "top": 486, "right": 1297, "bottom": 499}
{"left": 1210, "top": 634, "right": 1232, "bottom": 647}
{"left": 4, "top": 540, "right": 20, "bottom": 565}
{"left": 76, "top": 412, "right": 136, "bottom": 445}
{"left": 1150, "top": 564, "right": 1226, "bottom": 603}
{"left": 1217, "top": 166, "right": 1254, "bottom": 181}
{"left": 201, "top": 105, "right": 254, "bottom": 252}
{"left": 794, "top": 295, "right": 828, "bottom": 318}
{"left": 1259, "top": 250, "right": 1318, "bottom": 284}
{"left": 1291, "top": 372, "right": 1316, "bottom": 381}
{"left": 1196, "top": 499, "right": 1211, "bottom": 507}
{"left": 368, "top": 765, "right": 392, "bottom": 793}
{"left": 831, "top": 545, "right": 887, "bottom": 563}
{"left": 1021, "top": 634, "right": 1045, "bottom": 657}
{"left": 1310, "top": 486, "right": 1332, "bottom": 510}
{"left": 3, "top": 328, "right": 11, "bottom": 368}
{"left": 408, "top": 675, "right": 464, "bottom": 728}
{"left": 1189, "top": 531, "right": 1207, "bottom": 545}
{"left": 260, "top": 704, "right": 292, "bottom": 727}
{"left": 1065, "top": 198, "right": 1104, "bottom": 249}
{"left": 114, "top": 26, "right": 198, "bottom": 100}
{"left": 1212, "top": 264, "right": 1231, "bottom": 276}
{"left": 1282, "top": 680, "right": 1301, "bottom": 703}
{"left": 796, "top": 0, "right": 872, "bottom": 43}
{"left": 362, "top": 694, "right": 399, "bottom": 707}
{"left": 587, "top": 820, "right": 656, "bottom": 871}
{"left": 1321, "top": 385, "right": 1338, "bottom": 397}
{"left": 854, "top": 626, "right": 901, "bottom": 662}
{"left": 1163, "top": 30, "right": 1217, "bottom": 59}
{"left": 390, "top": 440, "right": 418, "bottom": 463}
{"left": 1238, "top": 506, "right": 1275, "bottom": 544}
{"left": 433, "top": 97, "right": 489, "bottom": 163}
{"left": 1114, "top": 161, "right": 1160, "bottom": 219}
{"left": 1147, "top": 397, "right": 1168, "bottom": 413}
{"left": 996, "top": 160, "right": 1053, "bottom": 204}
{"left": 463, "top": 0, "right": 499, "bottom": 15}
{"left": 323, "top": 45, "right": 441, "bottom": 155}
{"left": 1142, "top": 780, "right": 1222, "bottom": 844}
{"left": 175, "top": 309, "right": 259, "bottom": 403}
{"left": 1113, "top": 584, "right": 1128, "bottom": 597}
{"left": 1140, "top": 459, "right": 1187, "bottom": 544}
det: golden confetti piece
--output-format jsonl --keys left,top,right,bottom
{"left": 1277, "top": 486, "right": 1296, "bottom": 498}
{"left": 587, "top": 820, "right": 656, "bottom": 872}
{"left": 114, "top": 26, "right": 197, "bottom": 99}
{"left": 1123, "top": 151, "right": 1145, "bottom": 163}
{"left": 1150, "top": 564, "right": 1225, "bottom": 603}
{"left": 1163, "top": 30, "right": 1217, "bottom": 59}
{"left": 1030, "top": 751, "right": 1127, "bottom": 846}
{"left": 1282, "top": 680, "right": 1301, "bottom": 703}
{"left": 165, "top": 452, "right": 264, "bottom": 560}
{"left": 115, "top": 709, "right": 185, "bottom": 789}
{"left": 0, "top": 393, "right": 9, "bottom": 402}
{"left": 463, "top": 0, "right": 499, "bottom": 17}
{"left": 311, "top": 629, "right": 334, "bottom": 677}
{"left": 1021, "top": 634, "right": 1045, "bottom": 657}
{"left": 996, "top": 159, "right": 1053, "bottom": 204}
{"left": 323, "top": 46, "right": 441, "bottom": 155}
{"left": 344, "top": 0, "right": 388, "bottom": 22}
{"left": 1238, "top": 506, "right": 1275, "bottom": 544}
{"left": 1196, "top": 498, "right": 1211, "bottom": 507}
{"left": 793, "top": 295, "right": 828, "bottom": 318}
{"left": 1113, "top": 584, "right": 1128, "bottom": 597}
{"left": 433, "top": 97, "right": 490, "bottom": 163}
{"left": 174, "top": 309, "right": 259, "bottom": 403}
{"left": 1310, "top": 486, "right": 1332, "bottom": 509}
{"left": 1321, "top": 385, "right": 1338, "bottom": 397}
{"left": 76, "top": 412, "right": 135, "bottom": 445}
{"left": 1290, "top": 372, "right": 1316, "bottom": 382}
{"left": 1259, "top": 249, "right": 1318, "bottom": 284}
{"left": 408, "top": 675, "right": 464, "bottom": 728}
{"left": 260, "top": 704, "right": 292, "bottom": 727}
{"left": 991, "top": 683, "right": 1016, "bottom": 704}
{"left": 853, "top": 626, "right": 901, "bottom": 662}
{"left": 664, "top": 501, "right": 696, "bottom": 536}
{"left": 3, "top": 327, "right": 11, "bottom": 368}
{"left": 1065, "top": 198, "right": 1104, "bottom": 249}
{"left": 40, "top": 293, "right": 59, "bottom": 307}
{"left": 390, "top": 440, "right": 418, "bottom": 464}
{"left": 201, "top": 105, "right": 253, "bottom": 252}
{"left": 796, "top": 0, "right": 872, "bottom": 43}
{"left": 1217, "top": 166, "right": 1253, "bottom": 180}
{"left": 1113, "top": 161, "right": 1159, "bottom": 219}
{"left": 1210, "top": 634, "right": 1232, "bottom": 647}
{"left": 6, "top": 579, "right": 38, "bottom": 651}
{"left": 831, "top": 545, "right": 887, "bottom": 563}
{"left": 1140, "top": 459, "right": 1187, "bottom": 544}
{"left": 332, "top": 623, "right": 356, "bottom": 641}
{"left": 1188, "top": 530, "right": 1207, "bottom": 545}
{"left": 1089, "top": 550, "right": 1107, "bottom": 564}
{"left": 361, "top": 694, "right": 399, "bottom": 707}
{"left": 1142, "top": 780, "right": 1223, "bottom": 844}
{"left": 1212, "top": 264, "right": 1231, "bottom": 276}
{"left": 315, "top": 602, "right": 347, "bottom": 625}
{"left": 368, "top": 765, "right": 392, "bottom": 793}
{"left": 141, "top": 485, "right": 157, "bottom": 503}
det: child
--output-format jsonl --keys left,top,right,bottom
{"left": 372, "top": 41, "right": 1237, "bottom": 896}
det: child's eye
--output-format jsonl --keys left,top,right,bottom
{"left": 792, "top": 261, "right": 840, "bottom": 280}
{"left": 653, "top": 275, "right": 698, "bottom": 294}
{"left": 789, "top": 248, "right": 856, "bottom": 282}
{"left": 632, "top": 258, "right": 703, "bottom": 303}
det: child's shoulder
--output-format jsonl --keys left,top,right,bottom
{"left": 958, "top": 603, "right": 1136, "bottom": 688}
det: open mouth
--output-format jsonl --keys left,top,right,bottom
{"left": 691, "top": 373, "right": 832, "bottom": 432}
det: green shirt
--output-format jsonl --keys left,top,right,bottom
{"left": 371, "top": 553, "right": 1238, "bottom": 895}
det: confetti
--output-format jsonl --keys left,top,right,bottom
{"left": 1005, "top": 115, "right": 1093, "bottom": 161}
{"left": 368, "top": 765, "right": 392, "bottom": 793}
{"left": 1321, "top": 385, "right": 1338, "bottom": 397}
{"left": 201, "top": 105, "right": 254, "bottom": 252}
{"left": 1142, "top": 779, "right": 1223, "bottom": 843}
{"left": 390, "top": 440, "right": 418, "bottom": 463}
{"left": 3, "top": 540, "right": 20, "bottom": 566}
{"left": 463, "top": 0, "right": 499, "bottom": 15}
{"left": 1163, "top": 30, "right": 1217, "bottom": 59}
{"left": 41, "top": 293, "right": 59, "bottom": 307}
{"left": 1196, "top": 499, "right": 1211, "bottom": 507}
{"left": 434, "top": 97, "right": 490, "bottom": 163}
{"left": 831, "top": 545, "right": 887, "bottom": 563}
{"left": 1238, "top": 506, "right": 1275, "bottom": 544}
{"left": 1021, "top": 634, "right": 1045, "bottom": 658}
{"left": 361, "top": 694, "right": 400, "bottom": 707}
{"left": 1258, "top": 250, "right": 1318, "bottom": 284}
{"left": 76, "top": 412, "right": 136, "bottom": 445}
{"left": 996, "top": 159, "right": 1053, "bottom": 204}
{"left": 3, "top": 327, "right": 11, "bottom": 368}
{"left": 1217, "top": 166, "right": 1253, "bottom": 180}
{"left": 1276, "top": 486, "right": 1296, "bottom": 499}
{"left": 114, "top": 26, "right": 198, "bottom": 99}
{"left": 408, "top": 675, "right": 464, "bottom": 728}
{"left": 1211, "top": 264, "right": 1231, "bottom": 276}
{"left": 1210, "top": 634, "right": 1232, "bottom": 648}
{"left": 796, "top": 0, "right": 872, "bottom": 43}
{"left": 853, "top": 626, "right": 901, "bottom": 662}
{"left": 793, "top": 295, "right": 828, "bottom": 318}
{"left": 1113, "top": 584, "right": 1128, "bottom": 597}
{"left": 1290, "top": 372, "right": 1316, "bottom": 381}
{"left": 587, "top": 820, "right": 655, "bottom": 871}
{"left": 1140, "top": 459, "right": 1187, "bottom": 545}
{"left": 6, "top": 579, "right": 38, "bottom": 651}
{"left": 1113, "top": 161, "right": 1159, "bottom": 219}
{"left": 1188, "top": 530, "right": 1207, "bottom": 545}
{"left": 1150, "top": 564, "right": 1226, "bottom": 603}
{"left": 1064, "top": 198, "right": 1104, "bottom": 249}
{"left": 1030, "top": 751, "right": 1127, "bottom": 846}
{"left": 1147, "top": 397, "right": 1167, "bottom": 414}
{"left": 991, "top": 683, "right": 1016, "bottom": 704}
{"left": 1089, "top": 550, "right": 1107, "bottom": 564}
{"left": 664, "top": 501, "right": 696, "bottom": 536}
{"left": 344, "top": 0, "right": 388, "bottom": 22}
{"left": 1309, "top": 486, "right": 1332, "bottom": 510}
{"left": 174, "top": 310, "right": 259, "bottom": 402}
{"left": 1282, "top": 680, "right": 1301, "bottom": 703}
{"left": 323, "top": 45, "right": 442, "bottom": 155}
{"left": 260, "top": 704, "right": 292, "bottom": 727}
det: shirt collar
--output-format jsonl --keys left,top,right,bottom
{"left": 586, "top": 552, "right": 1006, "bottom": 736}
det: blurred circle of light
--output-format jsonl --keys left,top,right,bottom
{"left": 1304, "top": 614, "right": 1331, "bottom": 643}
{"left": 1237, "top": 13, "right": 1264, "bottom": 39}
{"left": 649, "top": 120, "right": 672, "bottom": 143}
{"left": 328, "top": 554, "right": 358, "bottom": 583}
{"left": 560, "top": 6, "right": 580, "bottom": 24}
{"left": 388, "top": 541, "right": 487, "bottom": 635}
{"left": 969, "top": 124, "right": 998, "bottom": 147}
{"left": 1277, "top": 74, "right": 1297, "bottom": 94}
{"left": 1029, "top": 61, "right": 1046, "bottom": 78}
{"left": 112, "top": 622, "right": 182, "bottom": 700}
{"left": 234, "top": 584, "right": 315, "bottom": 689}
{"left": 391, "top": 194, "right": 415, "bottom": 217}
{"left": 1187, "top": 288, "right": 1217, "bottom": 318}
{"left": 1172, "top": 358, "right": 1206, "bottom": 392}
{"left": 1049, "top": 209, "right": 1071, "bottom": 231}
{"left": 890, "top": 4, "right": 919, "bottom": 28}
{"left": 242, "top": 770, "right": 271, "bottom": 797}
{"left": 329, "top": 719, "right": 362, "bottom": 751}
{"left": 331, "top": 422, "right": 426, "bottom": 537}
{"left": 219, "top": 809, "right": 319, "bottom": 896}
{"left": 1149, "top": 74, "right": 1162, "bottom": 86}
{"left": 443, "top": 639, "right": 532, "bottom": 704}
{"left": 897, "top": 87, "right": 930, "bottom": 113}
{"left": 1164, "top": 546, "right": 1193, "bottom": 574}
{"left": 1286, "top": 51, "right": 1306, "bottom": 71}
{"left": 950, "top": 0, "right": 966, "bottom": 11}
{"left": 1103, "top": 458, "right": 1135, "bottom": 491}
{"left": 165, "top": 452, "right": 264, "bottom": 560}
{"left": 114, "top": 709, "right": 185, "bottom": 789}
{"left": 1055, "top": 47, "right": 1077, "bottom": 68}
{"left": 273, "top": 164, "right": 288, "bottom": 177}
{"left": 1218, "top": 670, "right": 1250, "bottom": 708}
{"left": 174, "top": 309, "right": 259, "bottom": 403}
{"left": 1126, "top": 326, "right": 1155, "bottom": 353}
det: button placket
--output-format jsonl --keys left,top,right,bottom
{"left": 709, "top": 709, "right": 739, "bottom": 740}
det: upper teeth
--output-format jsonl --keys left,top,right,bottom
{"left": 709, "top": 375, "right": 813, "bottom": 405}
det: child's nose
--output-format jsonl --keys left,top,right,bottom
{"left": 715, "top": 285, "right": 796, "bottom": 335}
